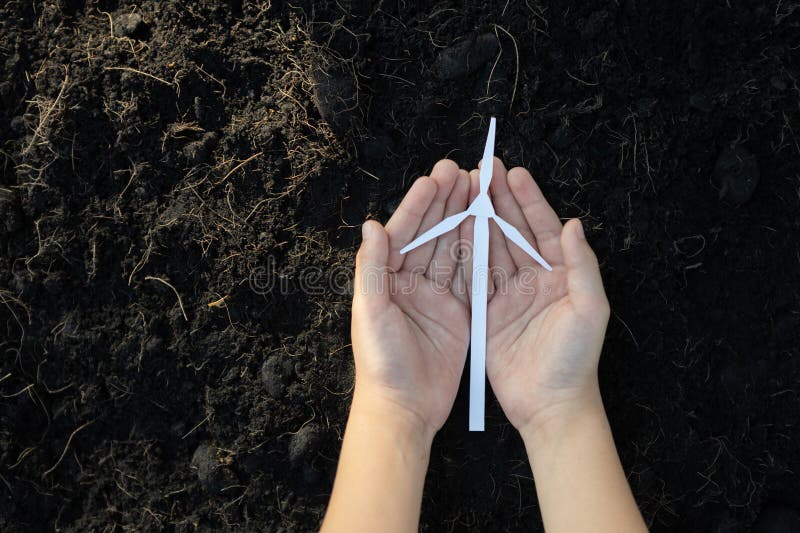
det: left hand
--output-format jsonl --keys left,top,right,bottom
{"left": 351, "top": 160, "right": 471, "bottom": 438}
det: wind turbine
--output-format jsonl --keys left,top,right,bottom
{"left": 400, "top": 117, "right": 553, "bottom": 431}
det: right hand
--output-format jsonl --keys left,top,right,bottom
{"left": 462, "top": 158, "right": 611, "bottom": 436}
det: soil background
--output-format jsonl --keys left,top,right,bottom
{"left": 1, "top": 1, "right": 799, "bottom": 531}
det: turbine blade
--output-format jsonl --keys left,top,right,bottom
{"left": 479, "top": 117, "right": 497, "bottom": 195}
{"left": 492, "top": 215, "right": 553, "bottom": 271}
{"left": 399, "top": 210, "right": 470, "bottom": 254}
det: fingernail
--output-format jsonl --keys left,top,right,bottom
{"left": 362, "top": 222, "right": 373, "bottom": 240}
{"left": 575, "top": 219, "right": 585, "bottom": 240}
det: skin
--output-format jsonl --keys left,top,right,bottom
{"left": 321, "top": 158, "right": 647, "bottom": 533}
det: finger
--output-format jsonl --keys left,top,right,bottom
{"left": 353, "top": 220, "right": 390, "bottom": 312}
{"left": 485, "top": 157, "right": 541, "bottom": 269}
{"left": 561, "top": 219, "right": 609, "bottom": 318}
{"left": 385, "top": 176, "right": 437, "bottom": 272}
{"left": 428, "top": 168, "right": 469, "bottom": 286}
{"left": 459, "top": 185, "right": 475, "bottom": 305}
{"left": 404, "top": 160, "right": 460, "bottom": 273}
{"left": 508, "top": 167, "right": 565, "bottom": 266}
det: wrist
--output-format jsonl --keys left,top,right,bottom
{"left": 350, "top": 386, "right": 436, "bottom": 450}
{"left": 323, "top": 386, "right": 433, "bottom": 532}
{"left": 518, "top": 382, "right": 605, "bottom": 450}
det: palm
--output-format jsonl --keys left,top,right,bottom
{"left": 360, "top": 271, "right": 469, "bottom": 427}
{"left": 487, "top": 267, "right": 594, "bottom": 427}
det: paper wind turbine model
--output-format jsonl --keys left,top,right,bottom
{"left": 400, "top": 117, "right": 553, "bottom": 431}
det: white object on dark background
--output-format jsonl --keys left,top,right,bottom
{"left": 400, "top": 117, "right": 552, "bottom": 431}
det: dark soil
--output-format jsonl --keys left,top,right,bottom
{"left": 1, "top": 1, "right": 799, "bottom": 531}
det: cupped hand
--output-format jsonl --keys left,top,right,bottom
{"left": 351, "top": 160, "right": 471, "bottom": 437}
{"left": 462, "top": 158, "right": 611, "bottom": 435}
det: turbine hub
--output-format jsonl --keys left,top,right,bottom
{"left": 468, "top": 194, "right": 495, "bottom": 218}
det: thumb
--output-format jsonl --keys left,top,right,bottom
{"left": 353, "top": 220, "right": 390, "bottom": 307}
{"left": 561, "top": 219, "right": 609, "bottom": 315}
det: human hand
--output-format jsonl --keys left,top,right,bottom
{"left": 351, "top": 160, "right": 471, "bottom": 440}
{"left": 462, "top": 158, "right": 610, "bottom": 437}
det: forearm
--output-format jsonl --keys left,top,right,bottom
{"left": 321, "top": 388, "right": 434, "bottom": 533}
{"left": 521, "top": 386, "right": 647, "bottom": 533}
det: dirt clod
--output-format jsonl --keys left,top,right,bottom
{"left": 261, "top": 356, "right": 290, "bottom": 398}
{"left": 361, "top": 132, "right": 395, "bottom": 162}
{"left": 770, "top": 75, "right": 787, "bottom": 91}
{"left": 433, "top": 33, "right": 498, "bottom": 81}
{"left": 112, "top": 13, "right": 145, "bottom": 38}
{"left": 547, "top": 123, "right": 576, "bottom": 150}
{"left": 576, "top": 10, "right": 609, "bottom": 40}
{"left": 753, "top": 505, "right": 800, "bottom": 533}
{"left": 713, "top": 144, "right": 760, "bottom": 204}
{"left": 183, "top": 132, "right": 218, "bottom": 165}
{"left": 0, "top": 192, "right": 23, "bottom": 232}
{"left": 689, "top": 94, "right": 712, "bottom": 113}
{"left": 302, "top": 463, "right": 321, "bottom": 485}
{"left": 289, "top": 424, "right": 323, "bottom": 464}
{"left": 191, "top": 443, "right": 238, "bottom": 494}
{"left": 312, "top": 56, "right": 359, "bottom": 135}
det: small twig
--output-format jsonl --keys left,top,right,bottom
{"left": 104, "top": 67, "right": 175, "bottom": 89}
{"left": 43, "top": 420, "right": 94, "bottom": 477}
{"left": 1, "top": 384, "right": 33, "bottom": 398}
{"left": 182, "top": 415, "right": 210, "bottom": 439}
{"left": 486, "top": 41, "right": 503, "bottom": 97}
{"left": 0, "top": 290, "right": 30, "bottom": 339}
{"left": 99, "top": 10, "right": 115, "bottom": 37}
{"left": 244, "top": 198, "right": 270, "bottom": 223}
{"left": 128, "top": 238, "right": 153, "bottom": 285}
{"left": 145, "top": 276, "right": 189, "bottom": 321}
{"left": 113, "top": 158, "right": 139, "bottom": 216}
{"left": 494, "top": 24, "right": 519, "bottom": 113}
{"left": 207, "top": 296, "right": 228, "bottom": 308}
{"left": 565, "top": 69, "right": 598, "bottom": 86}
{"left": 614, "top": 312, "right": 639, "bottom": 350}
{"left": 216, "top": 151, "right": 262, "bottom": 185}
{"left": 196, "top": 64, "right": 227, "bottom": 97}
{"left": 356, "top": 167, "right": 381, "bottom": 181}
{"left": 0, "top": 473, "right": 11, "bottom": 494}
{"left": 25, "top": 65, "right": 69, "bottom": 155}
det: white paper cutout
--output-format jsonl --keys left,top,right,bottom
{"left": 400, "top": 117, "right": 553, "bottom": 431}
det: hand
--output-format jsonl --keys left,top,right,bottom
{"left": 463, "top": 158, "right": 610, "bottom": 436}
{"left": 351, "top": 160, "right": 471, "bottom": 438}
